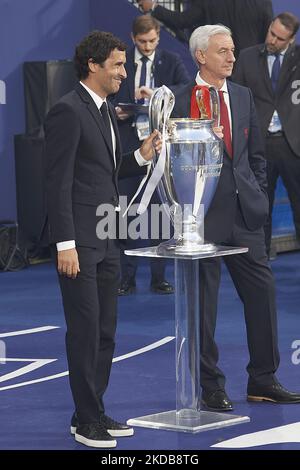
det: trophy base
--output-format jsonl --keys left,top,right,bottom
{"left": 157, "top": 239, "right": 217, "bottom": 256}
{"left": 127, "top": 409, "right": 250, "bottom": 433}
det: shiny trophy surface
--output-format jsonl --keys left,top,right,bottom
{"left": 149, "top": 85, "right": 223, "bottom": 254}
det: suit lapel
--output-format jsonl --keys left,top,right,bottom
{"left": 75, "top": 83, "right": 114, "bottom": 160}
{"left": 108, "top": 100, "right": 121, "bottom": 167}
{"left": 277, "top": 46, "right": 299, "bottom": 96}
{"left": 153, "top": 49, "right": 162, "bottom": 87}
{"left": 255, "top": 46, "right": 274, "bottom": 99}
{"left": 227, "top": 81, "right": 240, "bottom": 161}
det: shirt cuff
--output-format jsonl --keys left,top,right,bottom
{"left": 134, "top": 149, "right": 151, "bottom": 166}
{"left": 56, "top": 240, "right": 76, "bottom": 251}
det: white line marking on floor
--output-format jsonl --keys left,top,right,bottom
{"left": 211, "top": 422, "right": 300, "bottom": 448}
{"left": 113, "top": 336, "right": 175, "bottom": 362}
{"left": 0, "top": 336, "right": 175, "bottom": 391}
{"left": 0, "top": 358, "right": 57, "bottom": 383}
{"left": 0, "top": 326, "right": 60, "bottom": 338}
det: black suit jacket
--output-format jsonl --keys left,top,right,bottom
{"left": 172, "top": 80, "right": 269, "bottom": 242}
{"left": 112, "top": 47, "right": 190, "bottom": 152}
{"left": 233, "top": 44, "right": 300, "bottom": 157}
{"left": 153, "top": 0, "right": 273, "bottom": 57}
{"left": 45, "top": 83, "right": 146, "bottom": 247}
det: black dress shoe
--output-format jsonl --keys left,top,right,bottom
{"left": 247, "top": 382, "right": 300, "bottom": 404}
{"left": 150, "top": 280, "right": 174, "bottom": 294}
{"left": 118, "top": 278, "right": 136, "bottom": 296}
{"left": 201, "top": 389, "right": 233, "bottom": 412}
{"left": 71, "top": 413, "right": 133, "bottom": 438}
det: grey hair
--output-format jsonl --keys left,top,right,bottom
{"left": 189, "top": 24, "right": 232, "bottom": 64}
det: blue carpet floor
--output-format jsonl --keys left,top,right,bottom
{"left": 0, "top": 252, "right": 300, "bottom": 451}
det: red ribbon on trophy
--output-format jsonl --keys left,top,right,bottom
{"left": 190, "top": 85, "right": 212, "bottom": 119}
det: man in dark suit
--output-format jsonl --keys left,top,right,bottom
{"left": 137, "top": 0, "right": 273, "bottom": 57}
{"left": 233, "top": 12, "right": 300, "bottom": 257}
{"left": 113, "top": 15, "right": 190, "bottom": 295}
{"left": 171, "top": 24, "right": 300, "bottom": 411}
{"left": 45, "top": 31, "right": 161, "bottom": 448}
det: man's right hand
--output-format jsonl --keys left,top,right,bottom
{"left": 57, "top": 248, "right": 80, "bottom": 279}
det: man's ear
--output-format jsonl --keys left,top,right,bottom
{"left": 195, "top": 49, "right": 205, "bottom": 65}
{"left": 131, "top": 32, "right": 135, "bottom": 45}
{"left": 88, "top": 59, "right": 98, "bottom": 74}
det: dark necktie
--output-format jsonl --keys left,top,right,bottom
{"left": 137, "top": 55, "right": 149, "bottom": 104}
{"left": 218, "top": 91, "right": 232, "bottom": 158}
{"left": 100, "top": 101, "right": 112, "bottom": 149}
{"left": 271, "top": 53, "right": 281, "bottom": 91}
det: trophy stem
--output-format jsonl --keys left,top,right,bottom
{"left": 176, "top": 217, "right": 213, "bottom": 253}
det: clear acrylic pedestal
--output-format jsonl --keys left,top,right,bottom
{"left": 125, "top": 245, "right": 250, "bottom": 433}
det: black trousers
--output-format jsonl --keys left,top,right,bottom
{"left": 199, "top": 203, "right": 280, "bottom": 392}
{"left": 264, "top": 134, "right": 300, "bottom": 254}
{"left": 54, "top": 240, "right": 120, "bottom": 424}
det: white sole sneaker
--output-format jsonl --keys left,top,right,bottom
{"left": 108, "top": 428, "right": 134, "bottom": 437}
{"left": 75, "top": 433, "right": 117, "bottom": 448}
{"left": 71, "top": 426, "right": 134, "bottom": 437}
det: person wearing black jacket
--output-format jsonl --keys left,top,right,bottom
{"left": 233, "top": 12, "right": 300, "bottom": 255}
{"left": 113, "top": 15, "right": 190, "bottom": 295}
{"left": 137, "top": 0, "right": 273, "bottom": 57}
{"left": 171, "top": 23, "right": 300, "bottom": 411}
{"left": 45, "top": 30, "right": 160, "bottom": 448}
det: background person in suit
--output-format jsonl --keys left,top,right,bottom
{"left": 45, "top": 30, "right": 161, "bottom": 449}
{"left": 233, "top": 12, "right": 300, "bottom": 257}
{"left": 113, "top": 15, "right": 190, "bottom": 295}
{"left": 171, "top": 24, "right": 300, "bottom": 411}
{"left": 137, "top": 0, "right": 274, "bottom": 57}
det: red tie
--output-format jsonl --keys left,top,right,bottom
{"left": 218, "top": 90, "right": 232, "bottom": 158}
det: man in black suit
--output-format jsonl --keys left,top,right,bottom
{"left": 137, "top": 0, "right": 273, "bottom": 57}
{"left": 171, "top": 24, "right": 300, "bottom": 411}
{"left": 114, "top": 15, "right": 190, "bottom": 295}
{"left": 233, "top": 12, "right": 300, "bottom": 257}
{"left": 45, "top": 31, "right": 161, "bottom": 448}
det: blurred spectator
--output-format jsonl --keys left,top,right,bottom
{"left": 137, "top": 0, "right": 274, "bottom": 57}
{"left": 113, "top": 15, "right": 190, "bottom": 295}
{"left": 233, "top": 12, "right": 300, "bottom": 257}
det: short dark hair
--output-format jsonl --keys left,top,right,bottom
{"left": 132, "top": 15, "right": 160, "bottom": 37}
{"left": 74, "top": 30, "right": 127, "bottom": 80}
{"left": 274, "top": 12, "right": 300, "bottom": 37}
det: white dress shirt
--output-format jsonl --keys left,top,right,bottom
{"left": 267, "top": 49, "right": 287, "bottom": 133}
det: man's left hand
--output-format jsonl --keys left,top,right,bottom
{"left": 137, "top": 0, "right": 156, "bottom": 13}
{"left": 139, "top": 129, "right": 162, "bottom": 160}
{"left": 135, "top": 86, "right": 153, "bottom": 100}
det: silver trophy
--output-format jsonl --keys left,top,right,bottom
{"left": 148, "top": 85, "right": 223, "bottom": 254}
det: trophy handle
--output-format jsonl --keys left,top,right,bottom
{"left": 209, "top": 86, "right": 220, "bottom": 128}
{"left": 193, "top": 86, "right": 220, "bottom": 127}
{"left": 149, "top": 85, "right": 175, "bottom": 134}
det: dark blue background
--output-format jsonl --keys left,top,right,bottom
{"left": 0, "top": 0, "right": 299, "bottom": 225}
